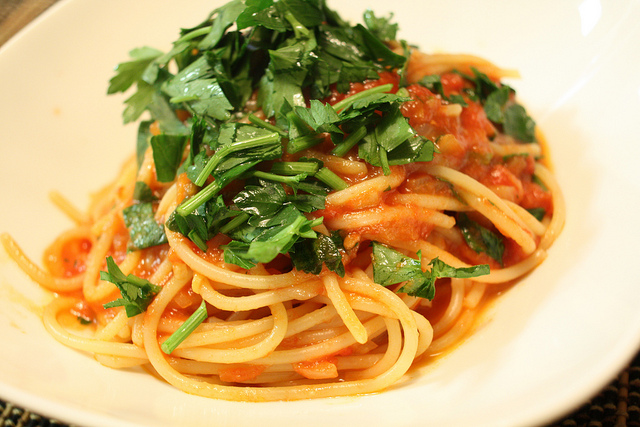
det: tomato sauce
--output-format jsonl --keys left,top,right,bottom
{"left": 316, "top": 71, "right": 552, "bottom": 270}
{"left": 44, "top": 236, "right": 92, "bottom": 278}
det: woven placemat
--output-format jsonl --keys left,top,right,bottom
{"left": 0, "top": 401, "right": 69, "bottom": 427}
{"left": 0, "top": 0, "right": 58, "bottom": 46}
{"left": 1, "top": 0, "right": 639, "bottom": 426}
{"left": 549, "top": 352, "right": 640, "bottom": 427}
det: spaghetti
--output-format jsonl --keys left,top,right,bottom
{"left": 1, "top": 1, "right": 564, "bottom": 401}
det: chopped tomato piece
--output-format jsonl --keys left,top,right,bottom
{"left": 293, "top": 357, "right": 339, "bottom": 380}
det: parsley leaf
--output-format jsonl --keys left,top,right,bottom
{"left": 363, "top": 10, "right": 398, "bottom": 42}
{"left": 527, "top": 207, "right": 546, "bottom": 221}
{"left": 245, "top": 209, "right": 320, "bottom": 263}
{"left": 374, "top": 106, "right": 415, "bottom": 152}
{"left": 122, "top": 202, "right": 167, "bottom": 251}
{"left": 101, "top": 256, "right": 161, "bottom": 317}
{"left": 223, "top": 204, "right": 321, "bottom": 266}
{"left": 293, "top": 100, "right": 342, "bottom": 133}
{"left": 150, "top": 134, "right": 188, "bottom": 182}
{"left": 122, "top": 80, "right": 156, "bottom": 124}
{"left": 503, "top": 104, "right": 537, "bottom": 143}
{"left": 146, "top": 92, "right": 190, "bottom": 136}
{"left": 135, "top": 120, "right": 153, "bottom": 168}
{"left": 352, "top": 24, "right": 406, "bottom": 70}
{"left": 162, "top": 56, "right": 234, "bottom": 121}
{"left": 290, "top": 231, "right": 345, "bottom": 277}
{"left": 133, "top": 181, "right": 157, "bottom": 203}
{"left": 258, "top": 37, "right": 316, "bottom": 120}
{"left": 197, "top": 0, "right": 247, "bottom": 50}
{"left": 234, "top": 181, "right": 288, "bottom": 217}
{"left": 457, "top": 213, "right": 505, "bottom": 265}
{"left": 456, "top": 68, "right": 537, "bottom": 143}
{"left": 401, "top": 257, "right": 490, "bottom": 299}
{"left": 371, "top": 242, "right": 489, "bottom": 300}
{"left": 484, "top": 85, "right": 510, "bottom": 123}
{"left": 236, "top": 0, "right": 273, "bottom": 30}
{"left": 107, "top": 47, "right": 163, "bottom": 95}
{"left": 166, "top": 195, "right": 240, "bottom": 252}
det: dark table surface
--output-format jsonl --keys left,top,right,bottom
{"left": 1, "top": 1, "right": 639, "bottom": 426}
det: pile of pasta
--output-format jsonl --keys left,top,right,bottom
{"left": 1, "top": 49, "right": 564, "bottom": 401}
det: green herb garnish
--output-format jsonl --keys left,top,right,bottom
{"left": 107, "top": 0, "right": 508, "bottom": 310}
{"left": 161, "top": 300, "right": 208, "bottom": 354}
{"left": 457, "top": 213, "right": 505, "bottom": 266}
{"left": 371, "top": 242, "right": 489, "bottom": 300}
{"left": 527, "top": 207, "right": 546, "bottom": 221}
{"left": 101, "top": 256, "right": 161, "bottom": 317}
{"left": 122, "top": 202, "right": 168, "bottom": 251}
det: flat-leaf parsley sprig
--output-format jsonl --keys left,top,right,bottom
{"left": 105, "top": 0, "right": 494, "bottom": 318}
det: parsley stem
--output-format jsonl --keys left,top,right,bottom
{"left": 194, "top": 132, "right": 280, "bottom": 186}
{"left": 219, "top": 212, "right": 249, "bottom": 234}
{"left": 287, "top": 134, "right": 324, "bottom": 154}
{"left": 248, "top": 114, "right": 287, "bottom": 137}
{"left": 161, "top": 300, "right": 208, "bottom": 354}
{"left": 270, "top": 161, "right": 320, "bottom": 175}
{"left": 331, "top": 126, "right": 367, "bottom": 157}
{"left": 187, "top": 230, "right": 208, "bottom": 252}
{"left": 315, "top": 167, "right": 349, "bottom": 191}
{"left": 395, "top": 87, "right": 410, "bottom": 98}
{"left": 176, "top": 179, "right": 223, "bottom": 216}
{"left": 178, "top": 160, "right": 260, "bottom": 216}
{"left": 332, "top": 83, "right": 394, "bottom": 112}
{"left": 379, "top": 148, "right": 391, "bottom": 176}
{"left": 284, "top": 11, "right": 310, "bottom": 38}
{"left": 252, "top": 170, "right": 308, "bottom": 185}
{"left": 175, "top": 26, "right": 212, "bottom": 44}
{"left": 169, "top": 95, "right": 199, "bottom": 103}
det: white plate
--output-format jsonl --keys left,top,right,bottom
{"left": 1, "top": 0, "right": 640, "bottom": 426}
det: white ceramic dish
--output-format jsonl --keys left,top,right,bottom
{"left": 1, "top": 0, "right": 640, "bottom": 426}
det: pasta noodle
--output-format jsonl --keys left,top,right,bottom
{"left": 0, "top": 1, "right": 564, "bottom": 402}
